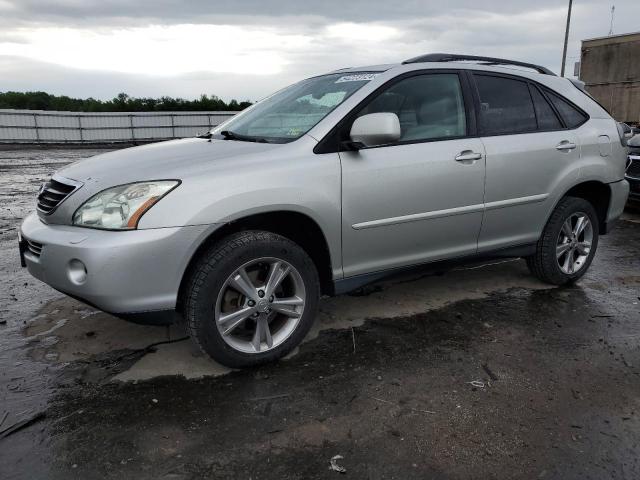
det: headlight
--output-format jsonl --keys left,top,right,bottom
{"left": 73, "top": 180, "right": 179, "bottom": 230}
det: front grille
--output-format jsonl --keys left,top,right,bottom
{"left": 37, "top": 177, "right": 78, "bottom": 214}
{"left": 626, "top": 156, "right": 640, "bottom": 179}
{"left": 25, "top": 238, "right": 43, "bottom": 258}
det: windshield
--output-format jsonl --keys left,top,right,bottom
{"left": 211, "top": 72, "right": 379, "bottom": 143}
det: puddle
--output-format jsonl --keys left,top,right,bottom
{"left": 22, "top": 258, "right": 553, "bottom": 382}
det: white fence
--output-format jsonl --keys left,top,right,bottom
{"left": 0, "top": 109, "right": 238, "bottom": 144}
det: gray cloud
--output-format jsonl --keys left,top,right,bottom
{"left": 0, "top": 55, "right": 295, "bottom": 101}
{"left": 0, "top": 0, "right": 620, "bottom": 27}
{"left": 1, "top": 0, "right": 638, "bottom": 101}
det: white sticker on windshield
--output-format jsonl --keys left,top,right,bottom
{"left": 335, "top": 73, "right": 380, "bottom": 83}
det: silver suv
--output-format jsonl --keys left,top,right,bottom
{"left": 19, "top": 54, "right": 630, "bottom": 367}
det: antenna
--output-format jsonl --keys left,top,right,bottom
{"left": 608, "top": 5, "right": 615, "bottom": 36}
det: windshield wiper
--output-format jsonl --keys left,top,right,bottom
{"left": 219, "top": 130, "right": 269, "bottom": 143}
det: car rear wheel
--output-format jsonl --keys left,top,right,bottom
{"left": 184, "top": 231, "right": 320, "bottom": 368}
{"left": 526, "top": 196, "right": 599, "bottom": 285}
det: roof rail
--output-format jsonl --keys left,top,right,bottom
{"left": 402, "top": 53, "right": 556, "bottom": 76}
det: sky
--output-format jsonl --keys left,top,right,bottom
{"left": 0, "top": 0, "right": 638, "bottom": 102}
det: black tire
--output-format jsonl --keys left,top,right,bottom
{"left": 184, "top": 231, "right": 320, "bottom": 368}
{"left": 526, "top": 196, "right": 599, "bottom": 285}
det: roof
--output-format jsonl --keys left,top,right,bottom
{"left": 330, "top": 64, "right": 396, "bottom": 73}
{"left": 333, "top": 53, "right": 555, "bottom": 77}
{"left": 582, "top": 31, "right": 640, "bottom": 45}
{"left": 402, "top": 53, "right": 554, "bottom": 75}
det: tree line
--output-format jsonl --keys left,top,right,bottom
{"left": 0, "top": 91, "right": 252, "bottom": 112}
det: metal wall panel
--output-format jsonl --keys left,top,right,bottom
{"left": 0, "top": 109, "right": 237, "bottom": 144}
{"left": 580, "top": 32, "right": 640, "bottom": 124}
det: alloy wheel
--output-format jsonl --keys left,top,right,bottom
{"left": 214, "top": 257, "right": 306, "bottom": 354}
{"left": 556, "top": 212, "right": 593, "bottom": 275}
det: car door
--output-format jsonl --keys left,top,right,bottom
{"left": 339, "top": 72, "right": 486, "bottom": 277}
{"left": 472, "top": 73, "right": 581, "bottom": 252}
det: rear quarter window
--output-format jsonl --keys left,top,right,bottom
{"left": 544, "top": 90, "right": 589, "bottom": 128}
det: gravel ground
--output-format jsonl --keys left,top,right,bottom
{"left": 0, "top": 147, "right": 639, "bottom": 480}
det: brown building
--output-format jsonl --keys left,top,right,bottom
{"left": 580, "top": 31, "right": 640, "bottom": 125}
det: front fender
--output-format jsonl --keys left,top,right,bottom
{"left": 138, "top": 136, "right": 342, "bottom": 281}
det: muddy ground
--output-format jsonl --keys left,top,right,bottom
{"left": 0, "top": 147, "right": 639, "bottom": 480}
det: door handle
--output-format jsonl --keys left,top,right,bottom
{"left": 556, "top": 141, "right": 577, "bottom": 152}
{"left": 455, "top": 151, "right": 483, "bottom": 163}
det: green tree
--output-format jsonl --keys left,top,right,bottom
{"left": 0, "top": 91, "right": 251, "bottom": 112}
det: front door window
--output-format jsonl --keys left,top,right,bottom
{"left": 354, "top": 73, "right": 468, "bottom": 144}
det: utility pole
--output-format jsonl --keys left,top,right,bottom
{"left": 561, "top": 0, "right": 573, "bottom": 77}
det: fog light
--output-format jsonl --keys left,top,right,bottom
{"left": 67, "top": 259, "right": 87, "bottom": 285}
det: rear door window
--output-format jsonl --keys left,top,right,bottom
{"left": 474, "top": 74, "right": 537, "bottom": 135}
{"left": 545, "top": 90, "right": 589, "bottom": 128}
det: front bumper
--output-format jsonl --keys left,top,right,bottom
{"left": 626, "top": 154, "right": 640, "bottom": 206}
{"left": 20, "top": 212, "right": 212, "bottom": 315}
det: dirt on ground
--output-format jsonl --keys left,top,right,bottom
{"left": 1, "top": 148, "right": 639, "bottom": 480}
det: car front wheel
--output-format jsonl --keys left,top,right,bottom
{"left": 184, "top": 231, "right": 320, "bottom": 368}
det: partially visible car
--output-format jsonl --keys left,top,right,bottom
{"left": 626, "top": 134, "right": 640, "bottom": 207}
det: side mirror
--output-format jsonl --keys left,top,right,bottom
{"left": 349, "top": 112, "right": 401, "bottom": 148}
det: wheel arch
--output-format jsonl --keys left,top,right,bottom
{"left": 554, "top": 180, "right": 611, "bottom": 234}
{"left": 176, "top": 210, "right": 335, "bottom": 314}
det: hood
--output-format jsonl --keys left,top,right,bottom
{"left": 40, "top": 137, "right": 285, "bottom": 225}
{"left": 58, "top": 137, "right": 280, "bottom": 185}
